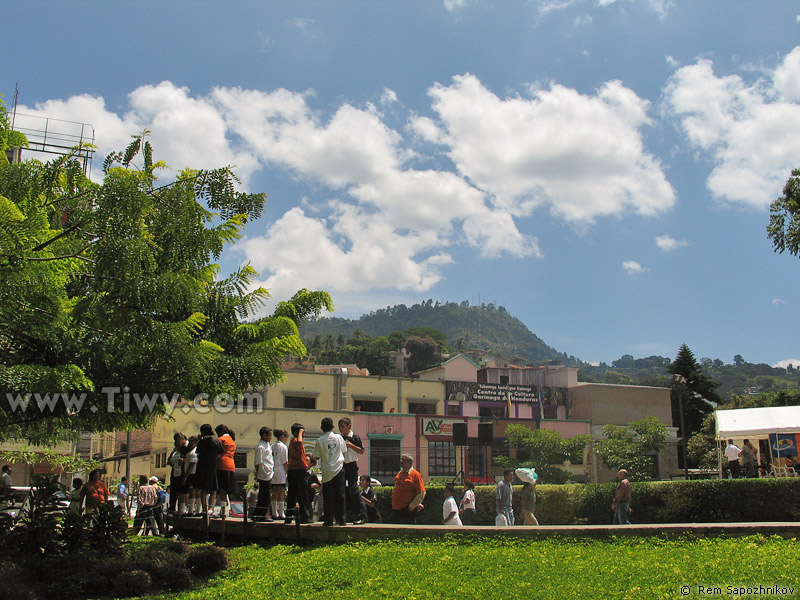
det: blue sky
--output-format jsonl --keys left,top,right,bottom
{"left": 4, "top": 1, "right": 800, "bottom": 367}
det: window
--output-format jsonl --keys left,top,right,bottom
{"left": 155, "top": 452, "right": 167, "bottom": 469}
{"left": 234, "top": 452, "right": 248, "bottom": 469}
{"left": 446, "top": 404, "right": 460, "bottom": 416}
{"left": 408, "top": 402, "right": 436, "bottom": 415}
{"left": 479, "top": 405, "right": 506, "bottom": 419}
{"left": 354, "top": 399, "right": 384, "bottom": 412}
{"left": 369, "top": 438, "right": 401, "bottom": 482}
{"left": 284, "top": 395, "right": 316, "bottom": 410}
{"left": 468, "top": 442, "right": 484, "bottom": 476}
{"left": 428, "top": 441, "right": 456, "bottom": 477}
{"left": 499, "top": 375, "right": 509, "bottom": 385}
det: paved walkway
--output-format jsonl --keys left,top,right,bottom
{"left": 168, "top": 515, "right": 800, "bottom": 544}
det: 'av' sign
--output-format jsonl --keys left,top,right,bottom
{"left": 422, "top": 418, "right": 461, "bottom": 436}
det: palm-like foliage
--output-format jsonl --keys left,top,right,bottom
{"left": 0, "top": 108, "right": 331, "bottom": 443}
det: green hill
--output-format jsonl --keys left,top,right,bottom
{"left": 301, "top": 299, "right": 585, "bottom": 367}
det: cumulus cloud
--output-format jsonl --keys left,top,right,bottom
{"left": 423, "top": 73, "right": 675, "bottom": 223}
{"left": 622, "top": 260, "right": 646, "bottom": 274}
{"left": 15, "top": 74, "right": 673, "bottom": 314}
{"left": 656, "top": 234, "right": 689, "bottom": 252}
{"left": 664, "top": 47, "right": 800, "bottom": 208}
{"left": 774, "top": 358, "right": 800, "bottom": 369}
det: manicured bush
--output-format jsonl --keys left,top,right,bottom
{"left": 186, "top": 544, "right": 230, "bottom": 577}
{"left": 375, "top": 477, "right": 800, "bottom": 525}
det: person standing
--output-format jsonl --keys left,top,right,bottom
{"left": 359, "top": 475, "right": 381, "bottom": 523}
{"left": 496, "top": 470, "right": 515, "bottom": 526}
{"left": 725, "top": 439, "right": 742, "bottom": 478}
{"left": 520, "top": 481, "right": 539, "bottom": 526}
{"left": 211, "top": 425, "right": 236, "bottom": 518}
{"left": 392, "top": 454, "right": 426, "bottom": 524}
{"left": 0, "top": 465, "right": 12, "bottom": 493}
{"left": 82, "top": 469, "right": 110, "bottom": 514}
{"left": 612, "top": 469, "right": 632, "bottom": 525}
{"left": 741, "top": 439, "right": 758, "bottom": 478}
{"left": 167, "top": 432, "right": 188, "bottom": 514}
{"left": 271, "top": 429, "right": 289, "bottom": 519}
{"left": 442, "top": 483, "right": 462, "bottom": 526}
{"left": 253, "top": 426, "right": 274, "bottom": 522}
{"left": 195, "top": 423, "right": 223, "bottom": 522}
{"left": 134, "top": 475, "right": 159, "bottom": 536}
{"left": 459, "top": 481, "right": 476, "bottom": 525}
{"left": 117, "top": 476, "right": 129, "bottom": 516}
{"left": 338, "top": 417, "right": 368, "bottom": 524}
{"left": 286, "top": 423, "right": 312, "bottom": 524}
{"left": 312, "top": 417, "right": 347, "bottom": 527}
{"left": 183, "top": 435, "right": 199, "bottom": 515}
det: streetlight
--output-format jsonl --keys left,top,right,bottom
{"left": 672, "top": 374, "right": 689, "bottom": 480}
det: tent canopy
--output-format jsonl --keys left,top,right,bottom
{"left": 715, "top": 406, "right": 800, "bottom": 440}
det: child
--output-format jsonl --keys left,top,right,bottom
{"left": 359, "top": 475, "right": 381, "bottom": 523}
{"left": 442, "top": 483, "right": 462, "bottom": 526}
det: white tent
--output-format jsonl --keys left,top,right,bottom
{"left": 715, "top": 406, "right": 800, "bottom": 439}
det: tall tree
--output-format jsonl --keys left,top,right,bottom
{"left": 667, "top": 344, "right": 721, "bottom": 444}
{"left": 405, "top": 336, "right": 440, "bottom": 375}
{"left": 767, "top": 167, "right": 800, "bottom": 257}
{"left": 0, "top": 113, "right": 331, "bottom": 444}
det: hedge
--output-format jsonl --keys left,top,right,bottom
{"left": 372, "top": 478, "right": 800, "bottom": 525}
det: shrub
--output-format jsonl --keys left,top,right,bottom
{"left": 375, "top": 477, "right": 800, "bottom": 525}
{"left": 86, "top": 502, "right": 128, "bottom": 553}
{"left": 112, "top": 569, "right": 152, "bottom": 598}
{"left": 186, "top": 543, "right": 230, "bottom": 577}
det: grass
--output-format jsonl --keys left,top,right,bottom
{"left": 129, "top": 535, "right": 800, "bottom": 600}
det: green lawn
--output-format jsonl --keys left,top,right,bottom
{"left": 135, "top": 535, "right": 799, "bottom": 600}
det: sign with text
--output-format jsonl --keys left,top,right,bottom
{"left": 421, "top": 418, "right": 463, "bottom": 436}
{"left": 445, "top": 381, "right": 542, "bottom": 405}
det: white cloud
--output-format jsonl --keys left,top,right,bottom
{"left": 444, "top": 0, "right": 468, "bottom": 11}
{"left": 656, "top": 234, "right": 689, "bottom": 252}
{"left": 622, "top": 260, "right": 646, "bottom": 274}
{"left": 772, "top": 298, "right": 787, "bottom": 306}
{"left": 426, "top": 73, "right": 675, "bottom": 223}
{"left": 16, "top": 74, "right": 676, "bottom": 314}
{"left": 664, "top": 47, "right": 800, "bottom": 209}
{"left": 380, "top": 88, "right": 398, "bottom": 105}
{"left": 774, "top": 358, "right": 800, "bottom": 369}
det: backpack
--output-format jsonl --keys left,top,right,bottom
{"left": 156, "top": 488, "right": 167, "bottom": 505}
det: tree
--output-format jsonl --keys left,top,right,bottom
{"left": 593, "top": 416, "right": 668, "bottom": 481}
{"left": 0, "top": 113, "right": 331, "bottom": 444}
{"left": 499, "top": 424, "right": 590, "bottom": 484}
{"left": 767, "top": 167, "right": 800, "bottom": 257}
{"left": 405, "top": 336, "right": 440, "bottom": 375}
{"left": 667, "top": 344, "right": 721, "bottom": 443}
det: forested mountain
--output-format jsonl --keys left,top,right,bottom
{"left": 301, "top": 300, "right": 585, "bottom": 367}
{"left": 581, "top": 354, "right": 800, "bottom": 401}
{"left": 301, "top": 300, "right": 799, "bottom": 401}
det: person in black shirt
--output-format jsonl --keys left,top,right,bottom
{"left": 359, "top": 475, "right": 381, "bottom": 523}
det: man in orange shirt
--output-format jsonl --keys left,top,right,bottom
{"left": 392, "top": 454, "right": 425, "bottom": 524}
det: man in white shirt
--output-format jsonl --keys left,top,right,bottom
{"left": 313, "top": 417, "right": 347, "bottom": 526}
{"left": 725, "top": 439, "right": 742, "bottom": 478}
{"left": 254, "top": 426, "right": 274, "bottom": 522}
